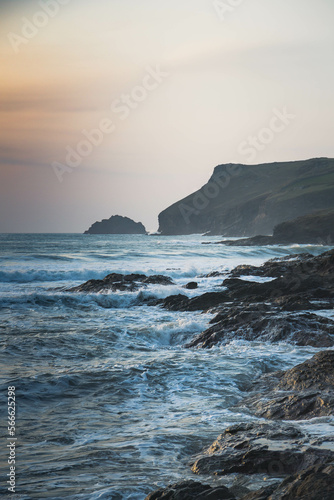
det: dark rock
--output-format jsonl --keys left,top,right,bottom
{"left": 154, "top": 294, "right": 189, "bottom": 310}
{"left": 204, "top": 271, "right": 226, "bottom": 278}
{"left": 144, "top": 480, "right": 236, "bottom": 500}
{"left": 84, "top": 215, "right": 147, "bottom": 234}
{"left": 214, "top": 235, "right": 274, "bottom": 246}
{"left": 278, "top": 350, "right": 334, "bottom": 391}
{"left": 243, "top": 351, "right": 334, "bottom": 420}
{"left": 157, "top": 292, "right": 228, "bottom": 312}
{"left": 68, "top": 273, "right": 174, "bottom": 293}
{"left": 226, "top": 250, "right": 334, "bottom": 303}
{"left": 191, "top": 422, "right": 334, "bottom": 477}
{"left": 229, "top": 253, "right": 313, "bottom": 278}
{"left": 240, "top": 463, "right": 334, "bottom": 500}
{"left": 158, "top": 158, "right": 334, "bottom": 236}
{"left": 158, "top": 250, "right": 334, "bottom": 317}
{"left": 270, "top": 296, "right": 316, "bottom": 311}
{"left": 186, "top": 309, "right": 334, "bottom": 348}
{"left": 252, "top": 392, "right": 334, "bottom": 421}
{"left": 144, "top": 275, "right": 175, "bottom": 286}
{"left": 240, "top": 485, "right": 277, "bottom": 500}
{"left": 180, "top": 250, "right": 334, "bottom": 348}
{"left": 184, "top": 282, "right": 198, "bottom": 290}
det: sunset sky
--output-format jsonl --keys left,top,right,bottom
{"left": 1, "top": 0, "right": 334, "bottom": 232}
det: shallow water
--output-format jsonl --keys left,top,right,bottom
{"left": 1, "top": 234, "right": 333, "bottom": 499}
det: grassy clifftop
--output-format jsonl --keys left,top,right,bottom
{"left": 158, "top": 158, "right": 334, "bottom": 236}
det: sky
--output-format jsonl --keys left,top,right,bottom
{"left": 1, "top": 0, "right": 334, "bottom": 233}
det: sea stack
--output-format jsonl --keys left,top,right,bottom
{"left": 84, "top": 215, "right": 147, "bottom": 235}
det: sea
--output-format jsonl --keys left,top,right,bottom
{"left": 1, "top": 233, "right": 333, "bottom": 499}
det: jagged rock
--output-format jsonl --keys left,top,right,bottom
{"left": 153, "top": 250, "right": 334, "bottom": 348}
{"left": 240, "top": 463, "right": 334, "bottom": 500}
{"left": 186, "top": 309, "right": 334, "bottom": 348}
{"left": 224, "top": 250, "right": 334, "bottom": 304}
{"left": 243, "top": 351, "right": 334, "bottom": 420}
{"left": 252, "top": 392, "right": 334, "bottom": 421}
{"left": 155, "top": 292, "right": 227, "bottom": 312}
{"left": 144, "top": 480, "right": 236, "bottom": 500}
{"left": 191, "top": 422, "right": 334, "bottom": 477}
{"left": 156, "top": 250, "right": 334, "bottom": 318}
{"left": 229, "top": 253, "right": 313, "bottom": 278}
{"left": 68, "top": 273, "right": 174, "bottom": 293}
{"left": 84, "top": 215, "right": 147, "bottom": 234}
{"left": 278, "top": 350, "right": 334, "bottom": 391}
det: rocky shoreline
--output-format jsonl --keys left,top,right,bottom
{"left": 144, "top": 350, "right": 334, "bottom": 500}
{"left": 69, "top": 249, "right": 334, "bottom": 499}
{"left": 144, "top": 353, "right": 334, "bottom": 500}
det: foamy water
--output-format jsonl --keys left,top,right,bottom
{"left": 1, "top": 234, "right": 333, "bottom": 499}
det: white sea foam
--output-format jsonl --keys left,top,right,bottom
{"left": 1, "top": 233, "right": 332, "bottom": 500}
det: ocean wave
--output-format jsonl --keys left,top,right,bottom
{"left": 0, "top": 265, "right": 208, "bottom": 284}
{"left": 0, "top": 269, "right": 114, "bottom": 283}
{"left": 0, "top": 285, "right": 187, "bottom": 310}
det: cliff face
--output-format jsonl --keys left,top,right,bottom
{"left": 158, "top": 158, "right": 334, "bottom": 236}
{"left": 84, "top": 215, "right": 147, "bottom": 235}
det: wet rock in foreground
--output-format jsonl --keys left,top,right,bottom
{"left": 186, "top": 307, "right": 334, "bottom": 348}
{"left": 190, "top": 422, "right": 334, "bottom": 478}
{"left": 278, "top": 350, "right": 334, "bottom": 391}
{"left": 245, "top": 351, "right": 334, "bottom": 420}
{"left": 67, "top": 273, "right": 174, "bottom": 293}
{"left": 144, "top": 480, "right": 236, "bottom": 500}
{"left": 241, "top": 463, "right": 334, "bottom": 500}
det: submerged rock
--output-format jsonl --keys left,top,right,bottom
{"left": 144, "top": 480, "right": 236, "bottom": 500}
{"left": 68, "top": 273, "right": 174, "bottom": 293}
